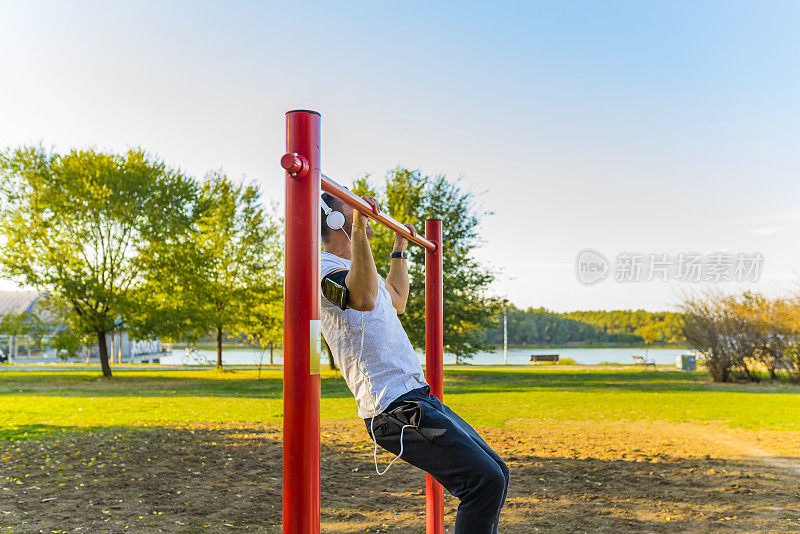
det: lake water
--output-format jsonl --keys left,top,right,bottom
{"left": 160, "top": 347, "right": 691, "bottom": 367}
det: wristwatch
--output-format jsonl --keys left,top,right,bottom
{"left": 390, "top": 251, "right": 409, "bottom": 259}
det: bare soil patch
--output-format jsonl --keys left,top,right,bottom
{"left": 1, "top": 420, "right": 799, "bottom": 533}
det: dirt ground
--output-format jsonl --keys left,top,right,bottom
{"left": 2, "top": 420, "right": 799, "bottom": 533}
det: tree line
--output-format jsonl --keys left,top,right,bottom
{"left": 0, "top": 148, "right": 499, "bottom": 374}
{"left": 479, "top": 306, "right": 686, "bottom": 347}
{"left": 0, "top": 146, "right": 283, "bottom": 377}
{"left": 11, "top": 145, "right": 790, "bottom": 382}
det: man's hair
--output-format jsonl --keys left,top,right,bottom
{"left": 321, "top": 192, "right": 345, "bottom": 242}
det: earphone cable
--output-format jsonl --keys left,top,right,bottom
{"left": 325, "top": 198, "right": 411, "bottom": 475}
{"left": 356, "top": 311, "right": 414, "bottom": 475}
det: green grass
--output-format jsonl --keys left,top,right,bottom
{"left": 1, "top": 366, "right": 799, "bottom": 441}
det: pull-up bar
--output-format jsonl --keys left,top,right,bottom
{"left": 280, "top": 152, "right": 437, "bottom": 251}
{"left": 323, "top": 173, "right": 438, "bottom": 252}
{"left": 281, "top": 109, "right": 445, "bottom": 534}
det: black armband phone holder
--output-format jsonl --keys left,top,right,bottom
{"left": 321, "top": 270, "right": 349, "bottom": 310}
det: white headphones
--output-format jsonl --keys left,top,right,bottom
{"left": 321, "top": 195, "right": 346, "bottom": 231}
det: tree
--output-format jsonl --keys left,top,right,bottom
{"left": 239, "top": 278, "right": 284, "bottom": 365}
{"left": 681, "top": 291, "right": 800, "bottom": 382}
{"left": 636, "top": 323, "right": 661, "bottom": 360}
{"left": 321, "top": 335, "right": 336, "bottom": 370}
{"left": 32, "top": 295, "right": 92, "bottom": 361}
{"left": 143, "top": 172, "right": 282, "bottom": 369}
{"left": 0, "top": 308, "right": 49, "bottom": 359}
{"left": 681, "top": 292, "right": 733, "bottom": 381}
{"left": 353, "top": 167, "right": 500, "bottom": 362}
{"left": 0, "top": 146, "right": 199, "bottom": 377}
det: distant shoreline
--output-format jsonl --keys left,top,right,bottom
{"left": 487, "top": 343, "right": 690, "bottom": 350}
{"left": 170, "top": 342, "right": 692, "bottom": 352}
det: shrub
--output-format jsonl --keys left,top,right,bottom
{"left": 555, "top": 357, "right": 578, "bottom": 365}
{"left": 681, "top": 291, "right": 800, "bottom": 382}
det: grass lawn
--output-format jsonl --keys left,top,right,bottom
{"left": 2, "top": 366, "right": 800, "bottom": 440}
{"left": 1, "top": 366, "right": 799, "bottom": 532}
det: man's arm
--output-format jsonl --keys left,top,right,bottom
{"left": 385, "top": 223, "right": 414, "bottom": 314}
{"left": 344, "top": 198, "right": 380, "bottom": 311}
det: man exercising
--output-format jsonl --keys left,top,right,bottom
{"left": 319, "top": 192, "right": 508, "bottom": 533}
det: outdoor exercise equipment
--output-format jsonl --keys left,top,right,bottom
{"left": 281, "top": 110, "right": 445, "bottom": 534}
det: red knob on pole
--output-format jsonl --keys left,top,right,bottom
{"left": 281, "top": 152, "right": 307, "bottom": 176}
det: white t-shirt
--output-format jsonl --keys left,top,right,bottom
{"left": 320, "top": 251, "right": 428, "bottom": 419}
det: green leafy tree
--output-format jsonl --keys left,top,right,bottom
{"left": 0, "top": 309, "right": 48, "bottom": 358}
{"left": 0, "top": 311, "right": 44, "bottom": 341}
{"left": 37, "top": 295, "right": 92, "bottom": 361}
{"left": 636, "top": 323, "right": 661, "bottom": 360}
{"left": 353, "top": 167, "right": 500, "bottom": 363}
{"left": 141, "top": 172, "right": 282, "bottom": 368}
{"left": 239, "top": 278, "right": 284, "bottom": 365}
{"left": 0, "top": 146, "right": 199, "bottom": 377}
{"left": 0, "top": 295, "right": 90, "bottom": 361}
{"left": 128, "top": 210, "right": 214, "bottom": 347}
{"left": 321, "top": 335, "right": 336, "bottom": 370}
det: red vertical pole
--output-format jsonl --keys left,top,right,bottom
{"left": 424, "top": 219, "right": 444, "bottom": 534}
{"left": 282, "top": 110, "right": 321, "bottom": 534}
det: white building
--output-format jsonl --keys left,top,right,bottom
{"left": 0, "top": 290, "right": 43, "bottom": 362}
{"left": 0, "top": 290, "right": 162, "bottom": 364}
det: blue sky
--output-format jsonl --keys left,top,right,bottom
{"left": 1, "top": 0, "right": 798, "bottom": 310}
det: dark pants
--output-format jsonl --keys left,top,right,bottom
{"left": 364, "top": 386, "right": 509, "bottom": 533}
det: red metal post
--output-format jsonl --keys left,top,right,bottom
{"left": 282, "top": 110, "right": 322, "bottom": 534}
{"left": 424, "top": 219, "right": 444, "bottom": 534}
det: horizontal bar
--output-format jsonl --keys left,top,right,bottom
{"left": 321, "top": 173, "right": 437, "bottom": 251}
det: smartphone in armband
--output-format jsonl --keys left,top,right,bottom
{"left": 321, "top": 272, "right": 349, "bottom": 310}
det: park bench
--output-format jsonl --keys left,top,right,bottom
{"left": 530, "top": 354, "right": 559, "bottom": 364}
{"left": 632, "top": 355, "right": 656, "bottom": 367}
